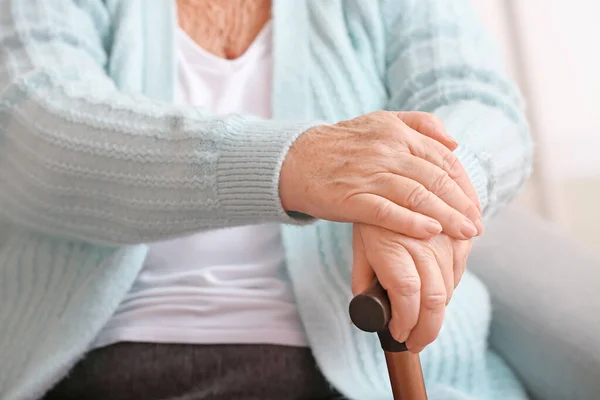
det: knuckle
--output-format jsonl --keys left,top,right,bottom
{"left": 386, "top": 117, "right": 407, "bottom": 133}
{"left": 426, "top": 113, "right": 444, "bottom": 126}
{"left": 372, "top": 142, "right": 392, "bottom": 158}
{"left": 390, "top": 276, "right": 421, "bottom": 297}
{"left": 388, "top": 245, "right": 413, "bottom": 263}
{"left": 465, "top": 203, "right": 480, "bottom": 219}
{"left": 442, "top": 152, "right": 462, "bottom": 177}
{"left": 372, "top": 111, "right": 397, "bottom": 127}
{"left": 430, "top": 171, "right": 454, "bottom": 197}
{"left": 422, "top": 292, "right": 447, "bottom": 311}
{"left": 371, "top": 110, "right": 390, "bottom": 119}
{"left": 383, "top": 122, "right": 402, "bottom": 139}
{"left": 405, "top": 215, "right": 423, "bottom": 235}
{"left": 414, "top": 247, "right": 436, "bottom": 264}
{"left": 373, "top": 172, "right": 394, "bottom": 187}
{"left": 417, "top": 329, "right": 441, "bottom": 346}
{"left": 448, "top": 209, "right": 466, "bottom": 227}
{"left": 373, "top": 200, "right": 392, "bottom": 223}
{"left": 405, "top": 184, "right": 431, "bottom": 209}
{"left": 424, "top": 238, "right": 438, "bottom": 252}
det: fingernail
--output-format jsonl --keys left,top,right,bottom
{"left": 461, "top": 220, "right": 477, "bottom": 237}
{"left": 474, "top": 218, "right": 485, "bottom": 235}
{"left": 396, "top": 331, "right": 410, "bottom": 343}
{"left": 447, "top": 135, "right": 458, "bottom": 146}
{"left": 425, "top": 219, "right": 442, "bottom": 234}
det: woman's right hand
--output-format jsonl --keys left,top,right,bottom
{"left": 352, "top": 223, "right": 473, "bottom": 352}
{"left": 279, "top": 111, "right": 483, "bottom": 240}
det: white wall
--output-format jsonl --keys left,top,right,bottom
{"left": 514, "top": 0, "right": 600, "bottom": 179}
{"left": 473, "top": 0, "right": 600, "bottom": 250}
{"left": 474, "top": 1, "right": 600, "bottom": 178}
{"left": 471, "top": 1, "right": 518, "bottom": 76}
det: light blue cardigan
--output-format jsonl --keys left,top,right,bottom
{"left": 0, "top": 0, "right": 533, "bottom": 399}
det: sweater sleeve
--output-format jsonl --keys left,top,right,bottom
{"left": 382, "top": 0, "right": 533, "bottom": 218}
{"left": 0, "top": 0, "right": 318, "bottom": 245}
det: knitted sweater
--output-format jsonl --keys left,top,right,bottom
{"left": 0, "top": 1, "right": 533, "bottom": 399}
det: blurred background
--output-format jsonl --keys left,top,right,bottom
{"left": 474, "top": 0, "right": 600, "bottom": 253}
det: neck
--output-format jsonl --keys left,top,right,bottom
{"left": 177, "top": 0, "right": 271, "bottom": 60}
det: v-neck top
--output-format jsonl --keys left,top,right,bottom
{"left": 93, "top": 21, "right": 309, "bottom": 349}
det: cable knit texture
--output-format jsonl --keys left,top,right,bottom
{"left": 0, "top": 1, "right": 532, "bottom": 399}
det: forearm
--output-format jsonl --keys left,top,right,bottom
{"left": 0, "top": 0, "right": 317, "bottom": 245}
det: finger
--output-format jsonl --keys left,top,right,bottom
{"left": 396, "top": 112, "right": 458, "bottom": 151}
{"left": 403, "top": 241, "right": 447, "bottom": 353}
{"left": 405, "top": 129, "right": 482, "bottom": 214}
{"left": 452, "top": 239, "right": 473, "bottom": 288}
{"left": 395, "top": 153, "right": 481, "bottom": 231}
{"left": 351, "top": 224, "right": 375, "bottom": 295}
{"left": 343, "top": 193, "right": 442, "bottom": 239}
{"left": 368, "top": 174, "right": 477, "bottom": 240}
{"left": 360, "top": 225, "right": 420, "bottom": 342}
{"left": 429, "top": 235, "right": 455, "bottom": 305}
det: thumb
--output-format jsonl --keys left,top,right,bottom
{"left": 351, "top": 224, "right": 375, "bottom": 296}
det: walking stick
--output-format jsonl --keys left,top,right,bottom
{"left": 349, "top": 279, "right": 428, "bottom": 400}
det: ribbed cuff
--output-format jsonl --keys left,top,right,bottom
{"left": 454, "top": 145, "right": 489, "bottom": 213}
{"left": 434, "top": 102, "right": 491, "bottom": 213}
{"left": 216, "top": 117, "right": 322, "bottom": 224}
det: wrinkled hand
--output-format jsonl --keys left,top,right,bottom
{"left": 351, "top": 223, "right": 473, "bottom": 353}
{"left": 280, "top": 111, "right": 483, "bottom": 240}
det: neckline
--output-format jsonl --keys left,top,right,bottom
{"left": 140, "top": 0, "right": 310, "bottom": 113}
{"left": 177, "top": 21, "right": 272, "bottom": 69}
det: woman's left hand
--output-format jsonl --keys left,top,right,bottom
{"left": 351, "top": 223, "right": 473, "bottom": 353}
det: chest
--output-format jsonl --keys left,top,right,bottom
{"left": 106, "top": 0, "right": 389, "bottom": 121}
{"left": 177, "top": 0, "right": 271, "bottom": 60}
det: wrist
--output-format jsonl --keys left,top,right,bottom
{"left": 217, "top": 117, "right": 319, "bottom": 223}
{"left": 279, "top": 138, "right": 304, "bottom": 213}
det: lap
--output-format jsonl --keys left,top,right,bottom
{"left": 44, "top": 342, "right": 342, "bottom": 400}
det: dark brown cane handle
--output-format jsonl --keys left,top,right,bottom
{"left": 348, "top": 278, "right": 407, "bottom": 352}
{"left": 349, "top": 278, "right": 428, "bottom": 400}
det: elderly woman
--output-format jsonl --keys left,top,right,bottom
{"left": 0, "top": 0, "right": 532, "bottom": 399}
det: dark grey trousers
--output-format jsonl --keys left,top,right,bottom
{"left": 43, "top": 343, "right": 342, "bottom": 400}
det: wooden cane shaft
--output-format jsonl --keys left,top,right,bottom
{"left": 385, "top": 351, "right": 428, "bottom": 400}
{"left": 349, "top": 278, "right": 428, "bottom": 400}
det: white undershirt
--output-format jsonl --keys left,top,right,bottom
{"left": 93, "top": 22, "right": 308, "bottom": 349}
